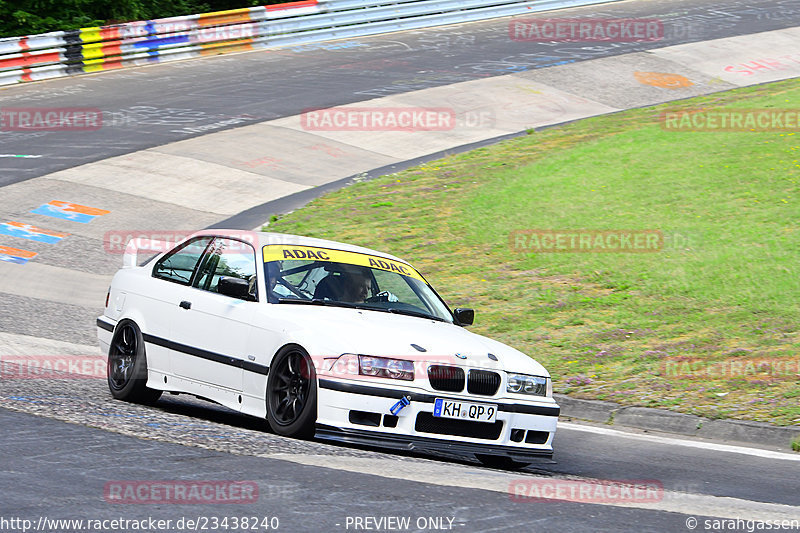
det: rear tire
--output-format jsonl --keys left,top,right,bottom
{"left": 107, "top": 320, "right": 162, "bottom": 404}
{"left": 266, "top": 345, "right": 317, "bottom": 439}
{"left": 475, "top": 454, "right": 530, "bottom": 470}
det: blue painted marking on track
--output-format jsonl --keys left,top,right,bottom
{"left": 0, "top": 223, "right": 64, "bottom": 244}
{"left": 534, "top": 60, "right": 577, "bottom": 69}
{"left": 0, "top": 254, "right": 30, "bottom": 264}
{"left": 31, "top": 204, "right": 96, "bottom": 223}
{"left": 7, "top": 396, "right": 73, "bottom": 403}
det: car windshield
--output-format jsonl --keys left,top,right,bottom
{"left": 262, "top": 245, "right": 453, "bottom": 323}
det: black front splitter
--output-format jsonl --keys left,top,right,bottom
{"left": 315, "top": 424, "right": 555, "bottom": 463}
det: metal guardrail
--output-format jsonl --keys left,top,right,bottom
{"left": 0, "top": 0, "right": 621, "bottom": 87}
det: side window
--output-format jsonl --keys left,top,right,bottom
{"left": 193, "top": 238, "right": 258, "bottom": 299}
{"left": 153, "top": 237, "right": 212, "bottom": 285}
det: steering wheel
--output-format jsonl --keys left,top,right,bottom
{"left": 365, "top": 291, "right": 398, "bottom": 303}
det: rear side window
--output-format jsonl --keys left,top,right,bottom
{"left": 152, "top": 237, "right": 213, "bottom": 285}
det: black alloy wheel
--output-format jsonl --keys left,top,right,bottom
{"left": 266, "top": 346, "right": 317, "bottom": 438}
{"left": 107, "top": 320, "right": 162, "bottom": 404}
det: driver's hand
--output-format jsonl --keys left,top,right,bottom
{"left": 367, "top": 291, "right": 398, "bottom": 303}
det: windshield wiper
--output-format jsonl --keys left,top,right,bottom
{"left": 278, "top": 298, "right": 334, "bottom": 306}
{"left": 386, "top": 308, "right": 446, "bottom": 322}
{"left": 277, "top": 298, "right": 366, "bottom": 310}
{"left": 277, "top": 299, "right": 445, "bottom": 321}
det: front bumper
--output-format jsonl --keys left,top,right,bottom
{"left": 316, "top": 425, "right": 555, "bottom": 462}
{"left": 315, "top": 378, "right": 559, "bottom": 461}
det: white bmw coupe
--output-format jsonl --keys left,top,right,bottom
{"left": 97, "top": 230, "right": 559, "bottom": 467}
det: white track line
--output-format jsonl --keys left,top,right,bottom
{"left": 559, "top": 422, "right": 800, "bottom": 461}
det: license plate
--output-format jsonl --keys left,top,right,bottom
{"left": 433, "top": 398, "right": 497, "bottom": 423}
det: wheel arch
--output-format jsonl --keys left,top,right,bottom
{"left": 267, "top": 341, "right": 320, "bottom": 375}
{"left": 110, "top": 311, "right": 149, "bottom": 343}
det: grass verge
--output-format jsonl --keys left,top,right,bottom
{"left": 267, "top": 78, "right": 800, "bottom": 425}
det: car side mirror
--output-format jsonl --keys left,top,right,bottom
{"left": 218, "top": 277, "right": 254, "bottom": 301}
{"left": 454, "top": 308, "right": 474, "bottom": 326}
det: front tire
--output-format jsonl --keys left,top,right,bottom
{"left": 266, "top": 345, "right": 317, "bottom": 439}
{"left": 107, "top": 320, "right": 162, "bottom": 404}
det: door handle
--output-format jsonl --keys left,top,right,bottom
{"left": 179, "top": 301, "right": 192, "bottom": 310}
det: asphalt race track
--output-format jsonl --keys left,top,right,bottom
{"left": 1, "top": 0, "right": 799, "bottom": 531}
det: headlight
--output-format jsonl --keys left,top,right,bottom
{"left": 358, "top": 356, "right": 414, "bottom": 381}
{"left": 507, "top": 374, "right": 549, "bottom": 397}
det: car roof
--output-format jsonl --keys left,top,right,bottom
{"left": 191, "top": 229, "right": 411, "bottom": 265}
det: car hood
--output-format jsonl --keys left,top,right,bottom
{"left": 260, "top": 304, "right": 548, "bottom": 377}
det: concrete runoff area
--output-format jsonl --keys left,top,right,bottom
{"left": 513, "top": 52, "right": 737, "bottom": 109}
{"left": 0, "top": 261, "right": 109, "bottom": 309}
{"left": 46, "top": 150, "right": 312, "bottom": 216}
{"left": 0, "top": 295, "right": 101, "bottom": 346}
{"left": 0, "top": 331, "right": 101, "bottom": 356}
{"left": 0, "top": 177, "right": 221, "bottom": 243}
{"left": 149, "top": 124, "right": 400, "bottom": 187}
{"left": 268, "top": 76, "right": 619, "bottom": 161}
{"left": 650, "top": 26, "right": 800, "bottom": 86}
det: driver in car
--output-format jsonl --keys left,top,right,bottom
{"left": 314, "top": 265, "right": 398, "bottom": 304}
{"left": 341, "top": 267, "right": 398, "bottom": 304}
{"left": 342, "top": 269, "right": 371, "bottom": 303}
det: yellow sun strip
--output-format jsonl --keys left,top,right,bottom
{"left": 262, "top": 245, "right": 424, "bottom": 281}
